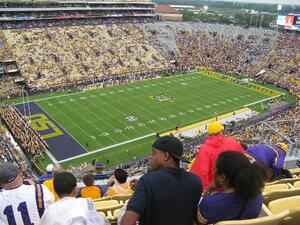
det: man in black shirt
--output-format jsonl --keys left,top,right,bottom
{"left": 120, "top": 135, "right": 202, "bottom": 225}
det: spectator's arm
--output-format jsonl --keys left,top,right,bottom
{"left": 272, "top": 151, "right": 285, "bottom": 172}
{"left": 120, "top": 210, "right": 140, "bottom": 225}
{"left": 195, "top": 209, "right": 208, "bottom": 225}
{"left": 120, "top": 177, "right": 147, "bottom": 225}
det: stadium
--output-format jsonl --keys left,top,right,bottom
{"left": 0, "top": 0, "right": 299, "bottom": 224}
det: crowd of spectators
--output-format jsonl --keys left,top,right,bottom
{"left": 0, "top": 105, "right": 49, "bottom": 160}
{"left": 173, "top": 30, "right": 272, "bottom": 73}
{"left": 246, "top": 32, "right": 300, "bottom": 97}
{"left": 3, "top": 23, "right": 169, "bottom": 91}
{"left": 0, "top": 30, "right": 24, "bottom": 99}
{"left": 234, "top": 103, "right": 300, "bottom": 147}
{"left": 0, "top": 124, "right": 33, "bottom": 178}
{"left": 170, "top": 28, "right": 299, "bottom": 97}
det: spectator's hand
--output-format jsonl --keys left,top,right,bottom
{"left": 23, "top": 178, "right": 35, "bottom": 185}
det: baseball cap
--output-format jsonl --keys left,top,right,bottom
{"left": 46, "top": 164, "right": 54, "bottom": 173}
{"left": 152, "top": 135, "right": 190, "bottom": 163}
{"left": 0, "top": 162, "right": 19, "bottom": 184}
{"left": 276, "top": 142, "right": 288, "bottom": 153}
{"left": 208, "top": 121, "right": 224, "bottom": 135}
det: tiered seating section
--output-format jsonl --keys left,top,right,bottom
{"left": 3, "top": 24, "right": 169, "bottom": 90}
{"left": 0, "top": 105, "right": 49, "bottom": 160}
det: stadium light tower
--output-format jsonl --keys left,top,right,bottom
{"left": 276, "top": 5, "right": 282, "bottom": 33}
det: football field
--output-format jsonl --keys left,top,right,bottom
{"left": 15, "top": 72, "right": 277, "bottom": 167}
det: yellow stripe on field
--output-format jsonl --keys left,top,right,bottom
{"left": 160, "top": 108, "right": 250, "bottom": 137}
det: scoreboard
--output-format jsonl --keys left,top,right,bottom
{"left": 276, "top": 14, "right": 300, "bottom": 31}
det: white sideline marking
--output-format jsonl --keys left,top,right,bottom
{"left": 14, "top": 91, "right": 85, "bottom": 105}
{"left": 46, "top": 150, "right": 58, "bottom": 164}
{"left": 13, "top": 72, "right": 199, "bottom": 105}
{"left": 57, "top": 132, "right": 156, "bottom": 163}
{"left": 244, "top": 95, "right": 281, "bottom": 107}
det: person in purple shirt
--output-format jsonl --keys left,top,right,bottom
{"left": 37, "top": 164, "right": 54, "bottom": 184}
{"left": 245, "top": 143, "right": 288, "bottom": 178}
{"left": 196, "top": 151, "right": 267, "bottom": 224}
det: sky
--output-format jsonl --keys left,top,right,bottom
{"left": 220, "top": 0, "right": 300, "bottom": 5}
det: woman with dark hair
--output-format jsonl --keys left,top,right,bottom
{"left": 196, "top": 151, "right": 267, "bottom": 224}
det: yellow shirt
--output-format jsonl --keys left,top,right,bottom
{"left": 43, "top": 179, "right": 59, "bottom": 201}
{"left": 107, "top": 183, "right": 133, "bottom": 197}
{"left": 80, "top": 186, "right": 102, "bottom": 199}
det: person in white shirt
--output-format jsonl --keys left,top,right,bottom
{"left": 40, "top": 171, "right": 110, "bottom": 225}
{"left": 0, "top": 162, "right": 55, "bottom": 225}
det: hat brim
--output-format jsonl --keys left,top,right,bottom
{"left": 171, "top": 153, "right": 190, "bottom": 163}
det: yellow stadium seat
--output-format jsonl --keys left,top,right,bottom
{"left": 266, "top": 177, "right": 300, "bottom": 186}
{"left": 282, "top": 207, "right": 300, "bottom": 225}
{"left": 96, "top": 204, "right": 123, "bottom": 220}
{"left": 94, "top": 200, "right": 119, "bottom": 208}
{"left": 113, "top": 208, "right": 121, "bottom": 218}
{"left": 264, "top": 188, "right": 300, "bottom": 206}
{"left": 293, "top": 181, "right": 300, "bottom": 188}
{"left": 111, "top": 194, "right": 132, "bottom": 204}
{"left": 214, "top": 210, "right": 289, "bottom": 225}
{"left": 268, "top": 196, "right": 300, "bottom": 214}
{"left": 108, "top": 208, "right": 122, "bottom": 223}
{"left": 93, "top": 196, "right": 111, "bottom": 202}
{"left": 263, "top": 184, "right": 290, "bottom": 194}
{"left": 289, "top": 168, "right": 300, "bottom": 176}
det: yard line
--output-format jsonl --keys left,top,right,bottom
{"left": 45, "top": 100, "right": 107, "bottom": 147}
{"left": 74, "top": 97, "right": 141, "bottom": 139}
{"left": 97, "top": 91, "right": 168, "bottom": 130}
{"left": 119, "top": 80, "right": 197, "bottom": 123}
{"left": 57, "top": 99, "right": 122, "bottom": 144}
{"left": 37, "top": 103, "right": 89, "bottom": 155}
{"left": 57, "top": 132, "right": 156, "bottom": 163}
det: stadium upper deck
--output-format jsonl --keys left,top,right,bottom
{"left": 0, "top": 0, "right": 155, "bottom": 29}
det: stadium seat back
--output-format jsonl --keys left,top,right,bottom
{"left": 266, "top": 177, "right": 300, "bottom": 186}
{"left": 268, "top": 196, "right": 300, "bottom": 214}
{"left": 282, "top": 207, "right": 300, "bottom": 225}
{"left": 289, "top": 168, "right": 300, "bottom": 176}
{"left": 264, "top": 188, "right": 300, "bottom": 206}
{"left": 263, "top": 184, "right": 290, "bottom": 194}
{"left": 293, "top": 181, "right": 300, "bottom": 188}
{"left": 113, "top": 208, "right": 121, "bottom": 218}
{"left": 94, "top": 200, "right": 119, "bottom": 208}
{"left": 214, "top": 210, "right": 289, "bottom": 225}
{"left": 93, "top": 196, "right": 111, "bottom": 202}
{"left": 96, "top": 204, "right": 123, "bottom": 219}
{"left": 111, "top": 194, "right": 132, "bottom": 204}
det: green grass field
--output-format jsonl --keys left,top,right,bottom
{"left": 26, "top": 71, "right": 277, "bottom": 169}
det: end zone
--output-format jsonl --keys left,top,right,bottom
{"left": 14, "top": 102, "right": 87, "bottom": 161}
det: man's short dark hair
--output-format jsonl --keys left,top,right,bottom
{"left": 114, "top": 168, "right": 128, "bottom": 184}
{"left": 54, "top": 172, "right": 77, "bottom": 197}
{"left": 83, "top": 173, "right": 94, "bottom": 186}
